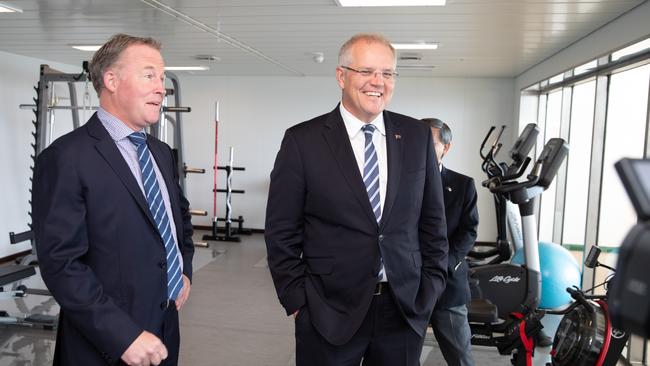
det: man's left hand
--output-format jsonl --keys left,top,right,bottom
{"left": 175, "top": 274, "right": 191, "bottom": 311}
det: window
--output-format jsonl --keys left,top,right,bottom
{"left": 562, "top": 80, "right": 596, "bottom": 247}
{"left": 597, "top": 64, "right": 650, "bottom": 248}
{"left": 538, "top": 90, "right": 562, "bottom": 242}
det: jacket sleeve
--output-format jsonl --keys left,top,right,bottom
{"left": 448, "top": 178, "right": 479, "bottom": 273}
{"left": 419, "top": 131, "right": 449, "bottom": 299}
{"left": 264, "top": 130, "right": 307, "bottom": 315}
{"left": 32, "top": 145, "right": 142, "bottom": 364}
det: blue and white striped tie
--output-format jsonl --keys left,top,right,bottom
{"left": 128, "top": 132, "right": 183, "bottom": 301}
{"left": 362, "top": 124, "right": 385, "bottom": 280}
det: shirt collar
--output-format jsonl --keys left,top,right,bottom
{"left": 339, "top": 102, "right": 386, "bottom": 139}
{"left": 97, "top": 107, "right": 144, "bottom": 142}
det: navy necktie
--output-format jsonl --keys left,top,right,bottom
{"left": 362, "top": 124, "right": 385, "bottom": 281}
{"left": 128, "top": 132, "right": 183, "bottom": 301}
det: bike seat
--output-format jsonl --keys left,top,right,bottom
{"left": 468, "top": 298, "right": 498, "bottom": 323}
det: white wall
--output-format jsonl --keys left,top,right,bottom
{"left": 178, "top": 75, "right": 515, "bottom": 242}
{"left": 514, "top": 1, "right": 650, "bottom": 125}
{"left": 0, "top": 51, "right": 83, "bottom": 258}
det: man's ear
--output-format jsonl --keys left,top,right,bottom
{"left": 103, "top": 69, "right": 119, "bottom": 93}
{"left": 443, "top": 142, "right": 451, "bottom": 156}
{"left": 336, "top": 67, "right": 346, "bottom": 90}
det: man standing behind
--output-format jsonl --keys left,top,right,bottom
{"left": 265, "top": 33, "right": 448, "bottom": 366}
{"left": 33, "top": 34, "right": 194, "bottom": 366}
{"left": 422, "top": 118, "right": 479, "bottom": 366}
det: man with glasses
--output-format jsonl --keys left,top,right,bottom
{"left": 265, "top": 33, "right": 449, "bottom": 366}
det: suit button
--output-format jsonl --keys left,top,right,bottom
{"left": 160, "top": 301, "right": 168, "bottom": 310}
{"left": 159, "top": 261, "right": 167, "bottom": 269}
{"left": 378, "top": 235, "right": 384, "bottom": 242}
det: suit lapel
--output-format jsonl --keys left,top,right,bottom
{"left": 380, "top": 112, "right": 402, "bottom": 230}
{"left": 86, "top": 115, "right": 157, "bottom": 228}
{"left": 322, "top": 107, "right": 378, "bottom": 227}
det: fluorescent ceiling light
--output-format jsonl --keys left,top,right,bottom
{"left": 165, "top": 66, "right": 209, "bottom": 71}
{"left": 0, "top": 3, "right": 22, "bottom": 12}
{"left": 72, "top": 45, "right": 102, "bottom": 51}
{"left": 336, "top": 0, "right": 445, "bottom": 6}
{"left": 392, "top": 43, "right": 438, "bottom": 50}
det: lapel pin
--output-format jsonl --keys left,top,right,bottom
{"left": 395, "top": 134, "right": 401, "bottom": 140}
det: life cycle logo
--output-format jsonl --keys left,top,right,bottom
{"left": 611, "top": 328, "right": 626, "bottom": 339}
{"left": 471, "top": 334, "right": 491, "bottom": 340}
{"left": 489, "top": 275, "right": 521, "bottom": 284}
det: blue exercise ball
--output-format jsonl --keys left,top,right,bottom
{"left": 511, "top": 241, "right": 581, "bottom": 309}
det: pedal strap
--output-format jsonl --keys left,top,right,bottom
{"left": 512, "top": 312, "right": 533, "bottom": 366}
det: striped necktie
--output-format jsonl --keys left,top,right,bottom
{"left": 362, "top": 124, "right": 385, "bottom": 281}
{"left": 362, "top": 124, "right": 381, "bottom": 222}
{"left": 128, "top": 132, "right": 183, "bottom": 301}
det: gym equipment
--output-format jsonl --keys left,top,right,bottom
{"left": 545, "top": 245, "right": 628, "bottom": 366}
{"left": 610, "top": 158, "right": 650, "bottom": 337}
{"left": 202, "top": 102, "right": 251, "bottom": 242}
{"left": 1, "top": 234, "right": 57, "bottom": 329}
{"left": 511, "top": 241, "right": 581, "bottom": 309}
{"left": 468, "top": 124, "right": 539, "bottom": 266}
{"left": 468, "top": 137, "right": 569, "bottom": 366}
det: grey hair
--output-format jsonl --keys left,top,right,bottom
{"left": 338, "top": 33, "right": 396, "bottom": 66}
{"left": 421, "top": 118, "right": 452, "bottom": 145}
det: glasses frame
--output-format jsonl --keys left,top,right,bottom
{"left": 340, "top": 65, "right": 399, "bottom": 81}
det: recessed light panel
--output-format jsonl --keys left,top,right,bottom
{"left": 164, "top": 66, "right": 209, "bottom": 71}
{"left": 336, "top": 0, "right": 445, "bottom": 6}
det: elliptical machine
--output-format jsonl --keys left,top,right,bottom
{"left": 467, "top": 137, "right": 569, "bottom": 365}
{"left": 468, "top": 124, "right": 539, "bottom": 266}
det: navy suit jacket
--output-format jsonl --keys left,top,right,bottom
{"left": 32, "top": 114, "right": 194, "bottom": 365}
{"left": 265, "top": 105, "right": 448, "bottom": 345}
{"left": 435, "top": 166, "right": 479, "bottom": 309}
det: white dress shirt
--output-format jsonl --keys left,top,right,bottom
{"left": 339, "top": 103, "right": 388, "bottom": 215}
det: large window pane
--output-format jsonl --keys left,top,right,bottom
{"left": 598, "top": 64, "right": 650, "bottom": 249}
{"left": 562, "top": 80, "right": 596, "bottom": 247}
{"left": 538, "top": 90, "right": 562, "bottom": 242}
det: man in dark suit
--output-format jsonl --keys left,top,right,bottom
{"left": 32, "top": 34, "right": 194, "bottom": 366}
{"left": 422, "top": 118, "right": 479, "bottom": 366}
{"left": 265, "top": 33, "right": 449, "bottom": 366}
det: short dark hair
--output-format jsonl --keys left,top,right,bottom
{"left": 89, "top": 33, "right": 161, "bottom": 96}
{"left": 421, "top": 118, "right": 452, "bottom": 145}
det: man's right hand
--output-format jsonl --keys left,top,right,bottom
{"left": 121, "top": 331, "right": 168, "bottom": 366}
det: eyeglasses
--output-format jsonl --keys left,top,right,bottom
{"left": 340, "top": 66, "right": 399, "bottom": 81}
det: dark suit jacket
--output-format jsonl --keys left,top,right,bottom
{"left": 265, "top": 105, "right": 448, "bottom": 345}
{"left": 32, "top": 113, "right": 194, "bottom": 365}
{"left": 435, "top": 166, "right": 479, "bottom": 309}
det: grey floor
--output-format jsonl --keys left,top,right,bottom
{"left": 0, "top": 232, "right": 561, "bottom": 365}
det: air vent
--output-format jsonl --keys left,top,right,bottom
{"left": 195, "top": 55, "right": 220, "bottom": 61}
{"left": 398, "top": 53, "right": 422, "bottom": 61}
{"left": 397, "top": 65, "right": 436, "bottom": 71}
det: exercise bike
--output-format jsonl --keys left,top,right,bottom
{"left": 467, "top": 137, "right": 569, "bottom": 365}
{"left": 468, "top": 123, "right": 539, "bottom": 266}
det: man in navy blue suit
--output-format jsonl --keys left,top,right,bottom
{"left": 33, "top": 34, "right": 194, "bottom": 366}
{"left": 422, "top": 118, "right": 479, "bottom": 366}
{"left": 265, "top": 34, "right": 449, "bottom": 366}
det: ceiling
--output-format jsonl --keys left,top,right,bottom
{"left": 0, "top": 0, "right": 646, "bottom": 78}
